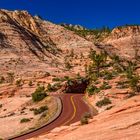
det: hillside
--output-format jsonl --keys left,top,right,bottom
{"left": 0, "top": 9, "right": 95, "bottom": 79}
{"left": 62, "top": 24, "right": 140, "bottom": 60}
{"left": 101, "top": 25, "right": 140, "bottom": 60}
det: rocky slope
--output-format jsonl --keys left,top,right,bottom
{"left": 61, "top": 24, "right": 111, "bottom": 43}
{"left": 0, "top": 9, "right": 95, "bottom": 79}
{"left": 101, "top": 25, "right": 140, "bottom": 60}
{"left": 61, "top": 23, "right": 87, "bottom": 30}
{"left": 62, "top": 24, "right": 140, "bottom": 60}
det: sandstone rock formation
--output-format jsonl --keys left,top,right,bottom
{"left": 102, "top": 25, "right": 140, "bottom": 60}
{"left": 0, "top": 9, "right": 95, "bottom": 78}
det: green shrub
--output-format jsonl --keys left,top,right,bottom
{"left": 125, "top": 61, "right": 136, "bottom": 79}
{"left": 80, "top": 111, "right": 92, "bottom": 125}
{"left": 86, "top": 85, "right": 99, "bottom": 96}
{"left": 89, "top": 51, "right": 107, "bottom": 76}
{"left": 32, "top": 86, "right": 47, "bottom": 102}
{"left": 96, "top": 97, "right": 111, "bottom": 107}
{"left": 47, "top": 83, "right": 61, "bottom": 92}
{"left": 80, "top": 116, "right": 89, "bottom": 125}
{"left": 53, "top": 82, "right": 62, "bottom": 90}
{"left": 100, "top": 81, "right": 112, "bottom": 90}
{"left": 67, "top": 79, "right": 74, "bottom": 86}
{"left": 129, "top": 75, "right": 140, "bottom": 92}
{"left": 106, "top": 106, "right": 113, "bottom": 110}
{"left": 20, "top": 118, "right": 31, "bottom": 123}
{"left": 34, "top": 105, "right": 48, "bottom": 115}
{"left": 52, "top": 77, "right": 61, "bottom": 82}
{"left": 52, "top": 76, "right": 69, "bottom": 82}
{"left": 86, "top": 85, "right": 97, "bottom": 95}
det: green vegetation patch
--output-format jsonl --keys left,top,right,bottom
{"left": 80, "top": 112, "right": 92, "bottom": 125}
{"left": 96, "top": 97, "right": 112, "bottom": 107}
{"left": 100, "top": 81, "right": 112, "bottom": 90}
{"left": 32, "top": 86, "right": 48, "bottom": 102}
{"left": 34, "top": 105, "right": 48, "bottom": 115}
{"left": 86, "top": 85, "right": 100, "bottom": 96}
{"left": 20, "top": 118, "right": 31, "bottom": 123}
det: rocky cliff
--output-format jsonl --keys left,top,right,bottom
{"left": 102, "top": 25, "right": 140, "bottom": 60}
{"left": 0, "top": 9, "right": 95, "bottom": 78}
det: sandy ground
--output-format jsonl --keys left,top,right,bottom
{"left": 0, "top": 84, "right": 57, "bottom": 139}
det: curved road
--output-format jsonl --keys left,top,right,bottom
{"left": 11, "top": 94, "right": 90, "bottom": 140}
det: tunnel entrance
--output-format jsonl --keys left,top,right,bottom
{"left": 64, "top": 78, "right": 89, "bottom": 94}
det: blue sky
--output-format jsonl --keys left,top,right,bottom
{"left": 0, "top": 0, "right": 140, "bottom": 29}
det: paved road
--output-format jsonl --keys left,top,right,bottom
{"left": 11, "top": 94, "right": 90, "bottom": 140}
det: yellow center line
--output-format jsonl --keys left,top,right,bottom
{"left": 62, "top": 96, "right": 77, "bottom": 126}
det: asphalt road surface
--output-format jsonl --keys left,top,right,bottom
{"left": 11, "top": 93, "right": 90, "bottom": 140}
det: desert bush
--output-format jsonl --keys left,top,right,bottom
{"left": 28, "top": 81, "right": 33, "bottom": 87}
{"left": 67, "top": 79, "right": 74, "bottom": 86}
{"left": 86, "top": 85, "right": 100, "bottom": 96}
{"left": 53, "top": 82, "right": 62, "bottom": 89}
{"left": 65, "top": 61, "right": 72, "bottom": 70}
{"left": 47, "top": 83, "right": 54, "bottom": 92}
{"left": 80, "top": 116, "right": 89, "bottom": 125}
{"left": 20, "top": 118, "right": 31, "bottom": 123}
{"left": 64, "top": 76, "right": 69, "bottom": 80}
{"left": 96, "top": 97, "right": 111, "bottom": 107}
{"left": 125, "top": 61, "right": 136, "bottom": 79}
{"left": 47, "top": 83, "right": 61, "bottom": 92}
{"left": 129, "top": 75, "right": 140, "bottom": 92}
{"left": 32, "top": 86, "right": 47, "bottom": 102}
{"left": 103, "top": 71, "right": 114, "bottom": 80}
{"left": 16, "top": 79, "right": 23, "bottom": 87}
{"left": 89, "top": 73, "right": 98, "bottom": 81}
{"left": 44, "top": 72, "right": 50, "bottom": 77}
{"left": 52, "top": 77, "right": 61, "bottom": 82}
{"left": 34, "top": 105, "right": 48, "bottom": 115}
{"left": 111, "top": 55, "right": 120, "bottom": 64}
{"left": 52, "top": 76, "right": 69, "bottom": 82}
{"left": 89, "top": 50, "right": 107, "bottom": 76}
{"left": 100, "top": 81, "right": 112, "bottom": 90}
{"left": 30, "top": 108, "right": 35, "bottom": 111}
{"left": 80, "top": 112, "right": 92, "bottom": 125}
